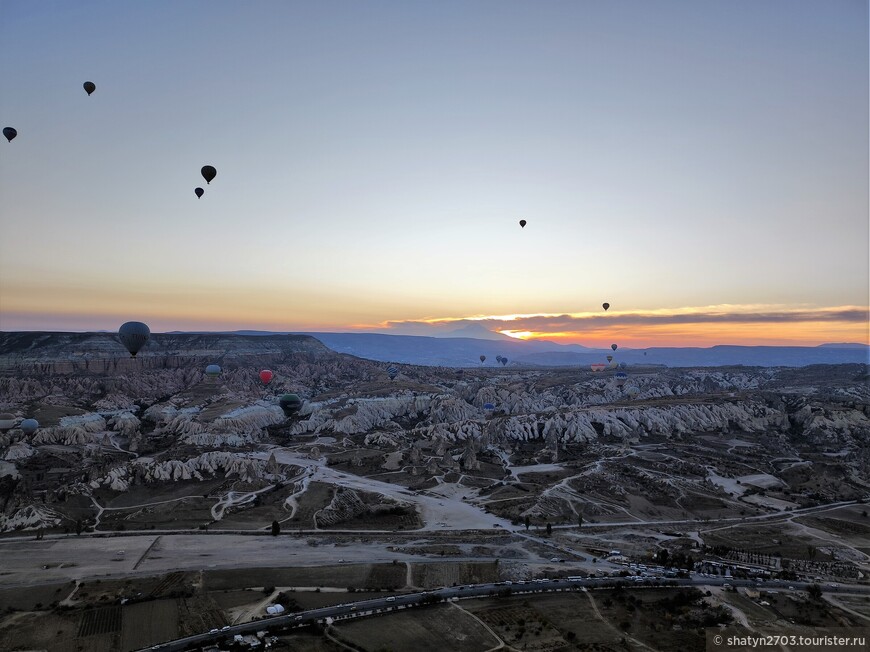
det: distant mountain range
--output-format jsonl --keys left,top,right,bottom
{"left": 4, "top": 329, "right": 869, "bottom": 367}
{"left": 162, "top": 329, "right": 870, "bottom": 368}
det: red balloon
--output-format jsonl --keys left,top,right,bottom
{"left": 259, "top": 370, "right": 274, "bottom": 385}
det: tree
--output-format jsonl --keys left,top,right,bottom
{"left": 524, "top": 515, "right": 530, "bottom": 531}
{"left": 578, "top": 515, "right": 583, "bottom": 528}
{"left": 546, "top": 522, "right": 552, "bottom": 536}
{"left": 75, "top": 520, "right": 82, "bottom": 536}
{"left": 807, "top": 584, "right": 823, "bottom": 601}
{"left": 271, "top": 520, "right": 280, "bottom": 537}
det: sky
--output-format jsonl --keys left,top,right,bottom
{"left": 1, "top": 0, "right": 867, "bottom": 347}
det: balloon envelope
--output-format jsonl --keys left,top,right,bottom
{"left": 606, "top": 355, "right": 613, "bottom": 363}
{"left": 195, "top": 187, "right": 204, "bottom": 198}
{"left": 83, "top": 81, "right": 96, "bottom": 95}
{"left": 3, "top": 127, "right": 17, "bottom": 142}
{"left": 205, "top": 364, "right": 221, "bottom": 376}
{"left": 602, "top": 303, "right": 610, "bottom": 311}
{"left": 611, "top": 344, "right": 618, "bottom": 351}
{"left": 20, "top": 418, "right": 38, "bottom": 435}
{"left": 483, "top": 403, "right": 495, "bottom": 411}
{"left": 259, "top": 370, "right": 274, "bottom": 385}
{"left": 590, "top": 363, "right": 606, "bottom": 372}
{"left": 201, "top": 165, "right": 217, "bottom": 184}
{"left": 519, "top": 220, "right": 526, "bottom": 228}
{"left": 0, "top": 414, "right": 16, "bottom": 432}
{"left": 479, "top": 355, "right": 486, "bottom": 363}
{"left": 118, "top": 321, "right": 150, "bottom": 357}
{"left": 279, "top": 393, "right": 303, "bottom": 417}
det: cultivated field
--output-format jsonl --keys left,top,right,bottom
{"left": 332, "top": 603, "right": 499, "bottom": 652}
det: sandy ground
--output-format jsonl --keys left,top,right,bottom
{"left": 0, "top": 534, "right": 425, "bottom": 587}
{"left": 252, "top": 450, "right": 517, "bottom": 532}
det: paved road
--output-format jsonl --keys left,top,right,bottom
{"left": 139, "top": 575, "right": 870, "bottom": 651}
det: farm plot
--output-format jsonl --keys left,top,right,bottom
{"left": 119, "top": 599, "right": 179, "bottom": 651}
{"left": 461, "top": 599, "right": 568, "bottom": 650}
{"left": 0, "top": 611, "right": 80, "bottom": 652}
{"left": 97, "top": 497, "right": 216, "bottom": 531}
{"left": 210, "top": 588, "right": 263, "bottom": 611}
{"left": 286, "top": 481, "right": 335, "bottom": 528}
{"left": 362, "top": 562, "right": 406, "bottom": 590}
{"left": 176, "top": 595, "right": 226, "bottom": 637}
{"left": 0, "top": 582, "right": 73, "bottom": 611}
{"left": 332, "top": 604, "right": 498, "bottom": 652}
{"left": 411, "top": 561, "right": 500, "bottom": 589}
{"left": 96, "top": 478, "right": 226, "bottom": 509}
{"left": 520, "top": 592, "right": 623, "bottom": 645}
{"left": 587, "top": 587, "right": 732, "bottom": 651}
{"left": 203, "top": 564, "right": 397, "bottom": 591}
{"left": 760, "top": 592, "right": 863, "bottom": 628}
{"left": 77, "top": 606, "right": 122, "bottom": 637}
{"left": 212, "top": 484, "right": 301, "bottom": 530}
{"left": 702, "top": 523, "right": 836, "bottom": 561}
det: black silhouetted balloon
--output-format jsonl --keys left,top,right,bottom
{"left": 83, "top": 81, "right": 96, "bottom": 96}
{"left": 118, "top": 321, "right": 151, "bottom": 357}
{"left": 519, "top": 220, "right": 527, "bottom": 228}
{"left": 195, "top": 187, "right": 204, "bottom": 198}
{"left": 279, "top": 394, "right": 303, "bottom": 417}
{"left": 602, "top": 303, "right": 610, "bottom": 311}
{"left": 201, "top": 166, "right": 217, "bottom": 184}
{"left": 3, "top": 127, "right": 17, "bottom": 143}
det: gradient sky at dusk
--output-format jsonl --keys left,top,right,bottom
{"left": 1, "top": 1, "right": 867, "bottom": 346}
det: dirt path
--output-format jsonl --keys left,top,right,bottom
{"left": 211, "top": 483, "right": 277, "bottom": 521}
{"left": 230, "top": 587, "right": 279, "bottom": 624}
{"left": 133, "top": 535, "right": 162, "bottom": 570}
{"left": 405, "top": 561, "right": 414, "bottom": 589}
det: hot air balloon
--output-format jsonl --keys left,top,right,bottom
{"left": 602, "top": 303, "right": 610, "bottom": 311}
{"left": 195, "top": 187, "right": 204, "bottom": 198}
{"left": 500, "top": 357, "right": 508, "bottom": 366}
{"left": 279, "top": 393, "right": 303, "bottom": 417}
{"left": 483, "top": 402, "right": 495, "bottom": 411}
{"left": 3, "top": 127, "right": 17, "bottom": 143}
{"left": 591, "top": 363, "right": 606, "bottom": 372}
{"left": 387, "top": 365, "right": 398, "bottom": 380}
{"left": 83, "top": 81, "right": 96, "bottom": 96}
{"left": 611, "top": 344, "right": 618, "bottom": 351}
{"left": 259, "top": 370, "right": 274, "bottom": 385}
{"left": 519, "top": 220, "right": 527, "bottom": 228}
{"left": 205, "top": 364, "right": 221, "bottom": 377}
{"left": 479, "top": 355, "right": 486, "bottom": 364}
{"left": 606, "top": 355, "right": 613, "bottom": 363}
{"left": 615, "top": 371, "right": 628, "bottom": 388}
{"left": 118, "top": 321, "right": 150, "bottom": 357}
{"left": 643, "top": 351, "right": 647, "bottom": 356}
{"left": 0, "top": 414, "right": 16, "bottom": 433}
{"left": 625, "top": 386, "right": 640, "bottom": 398}
{"left": 201, "top": 165, "right": 217, "bottom": 184}
{"left": 20, "top": 418, "right": 38, "bottom": 435}
{"left": 607, "top": 360, "right": 618, "bottom": 369}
